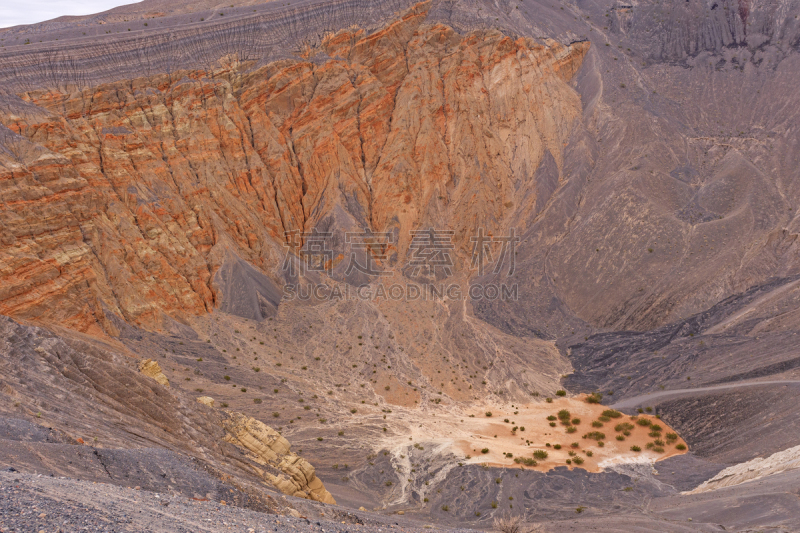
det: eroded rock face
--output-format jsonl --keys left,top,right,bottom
{"left": 138, "top": 359, "right": 170, "bottom": 387}
{"left": 0, "top": 2, "right": 589, "bottom": 334}
{"left": 222, "top": 411, "right": 335, "bottom": 505}
{"left": 686, "top": 444, "right": 800, "bottom": 494}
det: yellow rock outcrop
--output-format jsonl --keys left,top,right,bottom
{"left": 138, "top": 359, "right": 169, "bottom": 387}
{"left": 196, "top": 396, "right": 215, "bottom": 407}
{"left": 222, "top": 412, "right": 335, "bottom": 505}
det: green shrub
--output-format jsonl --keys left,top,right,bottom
{"left": 630, "top": 445, "right": 641, "bottom": 452}
{"left": 572, "top": 456, "right": 584, "bottom": 465}
{"left": 557, "top": 409, "right": 571, "bottom": 421}
{"left": 547, "top": 415, "right": 557, "bottom": 421}
{"left": 614, "top": 422, "right": 635, "bottom": 432}
{"left": 566, "top": 426, "right": 577, "bottom": 433}
{"left": 514, "top": 457, "right": 537, "bottom": 466}
{"left": 585, "top": 392, "right": 603, "bottom": 404}
{"left": 675, "top": 443, "right": 687, "bottom": 451}
{"left": 485, "top": 411, "right": 493, "bottom": 417}
{"left": 598, "top": 416, "right": 611, "bottom": 422}
{"left": 491, "top": 501, "right": 498, "bottom": 509}
{"left": 556, "top": 390, "right": 567, "bottom": 397}
{"left": 591, "top": 421, "right": 603, "bottom": 428}
{"left": 553, "top": 444, "right": 562, "bottom": 450}
{"left": 481, "top": 448, "right": 490, "bottom": 454}
{"left": 665, "top": 432, "right": 678, "bottom": 442}
{"left": 571, "top": 418, "right": 581, "bottom": 425}
{"left": 583, "top": 431, "right": 606, "bottom": 441}
{"left": 636, "top": 418, "right": 651, "bottom": 426}
{"left": 616, "top": 435, "right": 624, "bottom": 441}
{"left": 585, "top": 450, "right": 593, "bottom": 457}
{"left": 533, "top": 450, "right": 549, "bottom": 460}
{"left": 601, "top": 409, "right": 622, "bottom": 419}
{"left": 549, "top": 422, "right": 557, "bottom": 427}
{"left": 546, "top": 397, "right": 553, "bottom": 403}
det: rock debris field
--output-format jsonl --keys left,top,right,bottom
{"left": 0, "top": 471, "right": 476, "bottom": 533}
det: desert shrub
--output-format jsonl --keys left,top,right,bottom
{"left": 514, "top": 457, "right": 537, "bottom": 466}
{"left": 572, "top": 456, "right": 584, "bottom": 465}
{"left": 481, "top": 448, "right": 490, "bottom": 454}
{"left": 493, "top": 514, "right": 522, "bottom": 533}
{"left": 491, "top": 501, "right": 498, "bottom": 509}
{"left": 602, "top": 409, "right": 622, "bottom": 419}
{"left": 557, "top": 409, "right": 571, "bottom": 422}
{"left": 553, "top": 444, "right": 562, "bottom": 450}
{"left": 583, "top": 431, "right": 606, "bottom": 441}
{"left": 585, "top": 392, "right": 603, "bottom": 404}
{"left": 636, "top": 418, "right": 651, "bottom": 426}
{"left": 614, "top": 422, "right": 634, "bottom": 433}
{"left": 652, "top": 446, "right": 665, "bottom": 453}
{"left": 566, "top": 426, "right": 577, "bottom": 433}
{"left": 547, "top": 415, "right": 557, "bottom": 421}
{"left": 441, "top": 505, "right": 449, "bottom": 511}
{"left": 533, "top": 450, "right": 549, "bottom": 460}
{"left": 570, "top": 442, "right": 580, "bottom": 448}
{"left": 546, "top": 397, "right": 553, "bottom": 403}
{"left": 549, "top": 422, "right": 557, "bottom": 427}
{"left": 645, "top": 442, "right": 654, "bottom": 449}
{"left": 566, "top": 459, "right": 572, "bottom": 464}
{"left": 585, "top": 450, "right": 593, "bottom": 457}
{"left": 675, "top": 443, "right": 687, "bottom": 450}
{"left": 591, "top": 421, "right": 603, "bottom": 428}
{"left": 253, "top": 398, "right": 262, "bottom": 404}
{"left": 556, "top": 390, "right": 567, "bottom": 396}
{"left": 665, "top": 432, "right": 678, "bottom": 442}
{"left": 654, "top": 439, "right": 665, "bottom": 446}
{"left": 571, "top": 418, "right": 581, "bottom": 425}
{"left": 648, "top": 431, "right": 662, "bottom": 438}
{"left": 486, "top": 411, "right": 493, "bottom": 417}
{"left": 597, "top": 441, "right": 604, "bottom": 447}
{"left": 616, "top": 435, "right": 625, "bottom": 441}
{"left": 630, "top": 445, "right": 641, "bottom": 452}
{"left": 598, "top": 416, "right": 611, "bottom": 422}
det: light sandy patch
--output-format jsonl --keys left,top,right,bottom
{"left": 380, "top": 395, "right": 687, "bottom": 474}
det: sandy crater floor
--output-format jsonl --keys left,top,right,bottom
{"left": 381, "top": 395, "right": 687, "bottom": 474}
